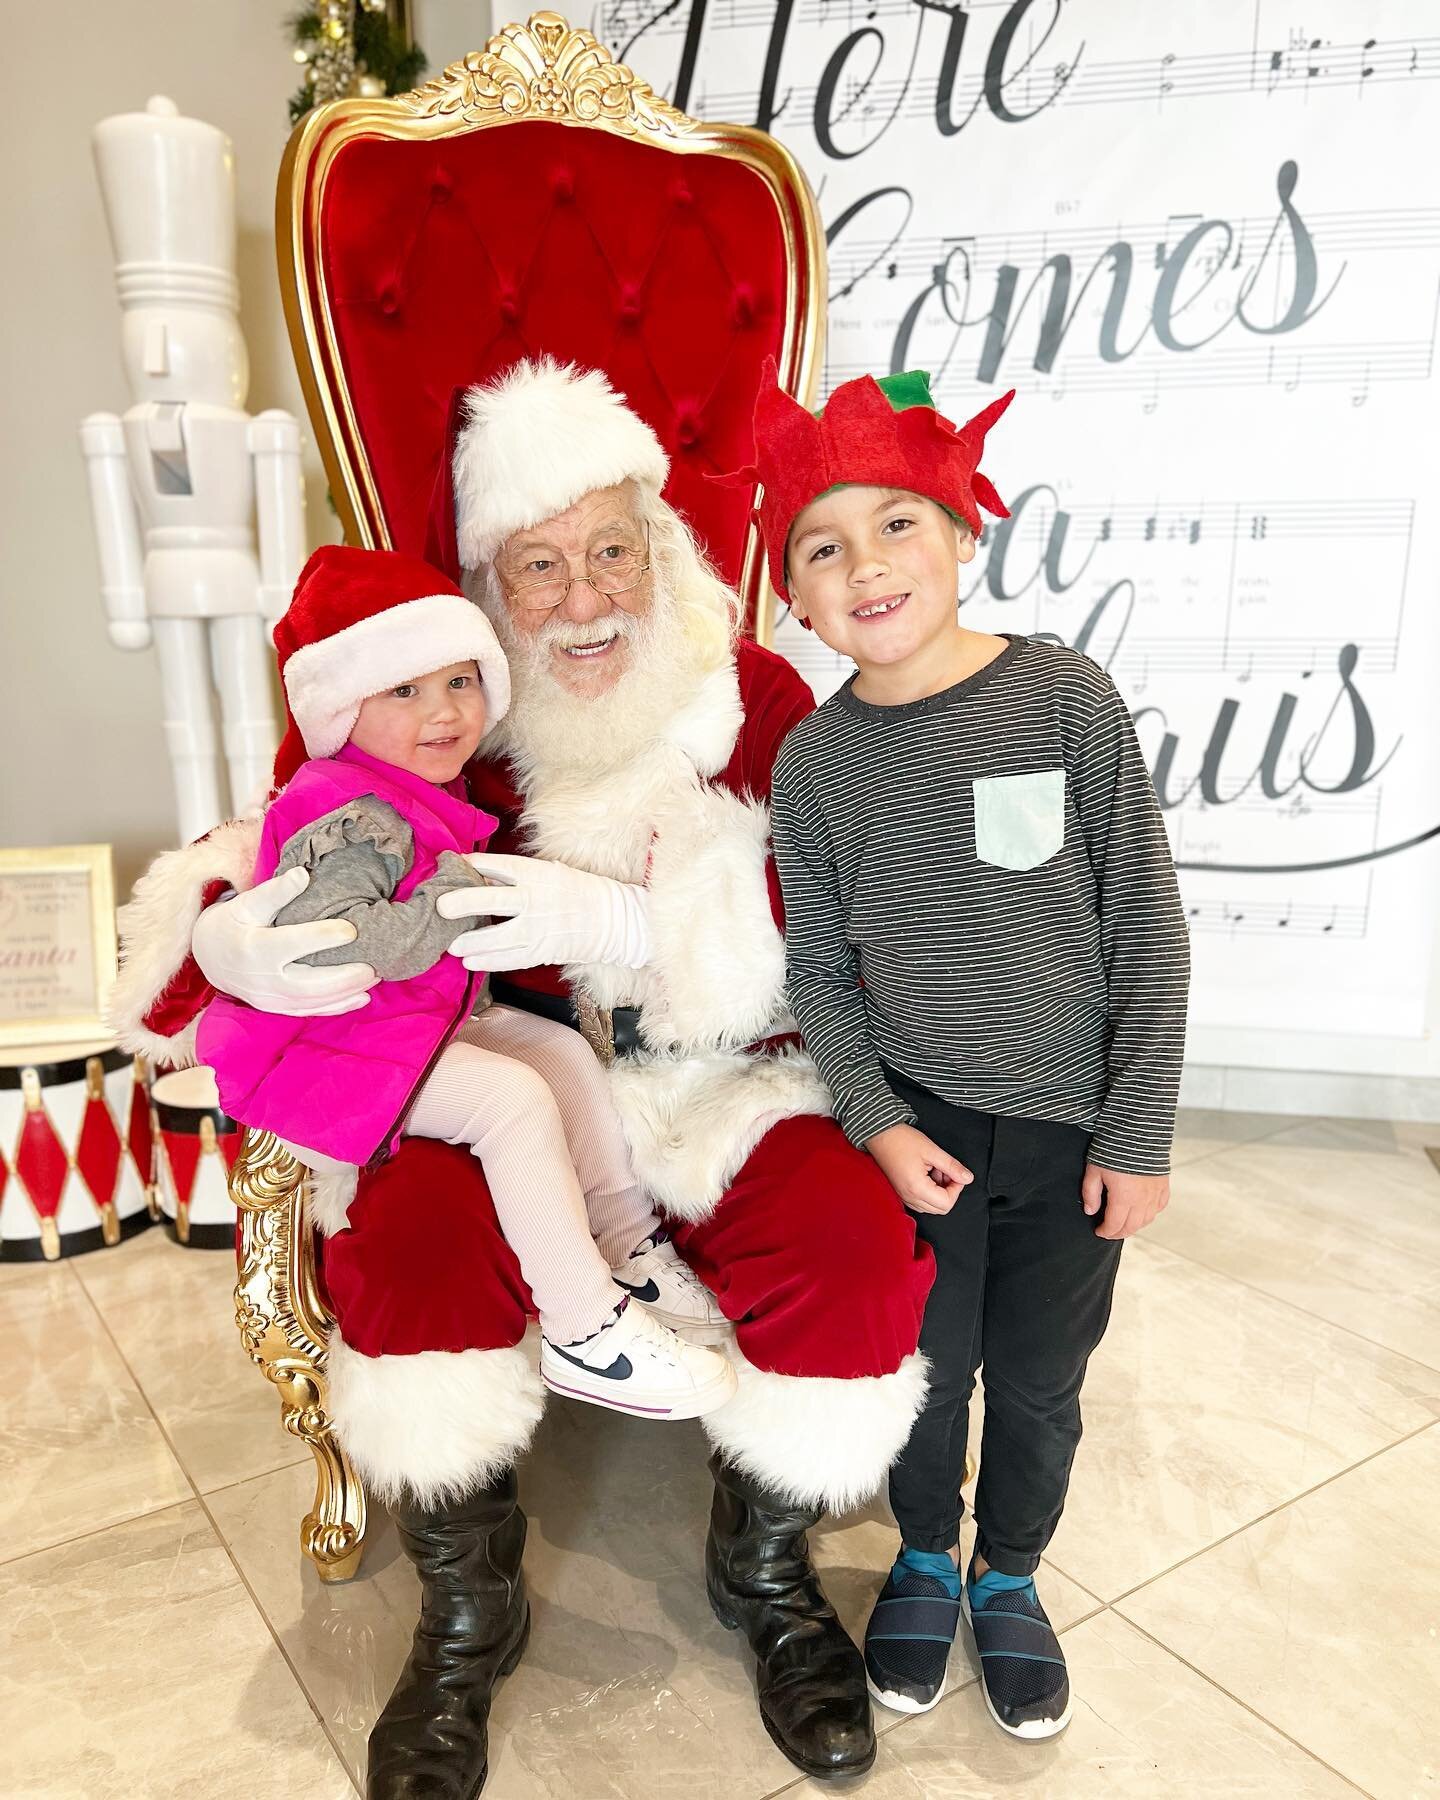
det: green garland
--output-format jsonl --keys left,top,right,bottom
{"left": 286, "top": 4, "right": 427, "bottom": 124}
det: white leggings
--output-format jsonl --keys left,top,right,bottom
{"left": 405, "top": 1003, "right": 660, "bottom": 1343}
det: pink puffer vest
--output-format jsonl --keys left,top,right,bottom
{"left": 197, "top": 743, "right": 495, "bottom": 1165}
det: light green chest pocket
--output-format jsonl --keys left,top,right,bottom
{"left": 973, "top": 769, "right": 1066, "bottom": 871}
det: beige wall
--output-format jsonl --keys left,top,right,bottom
{"left": 0, "top": 0, "right": 504, "bottom": 903}
{"left": 0, "top": 0, "right": 343, "bottom": 895}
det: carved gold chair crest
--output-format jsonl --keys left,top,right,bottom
{"left": 232, "top": 10, "right": 826, "bottom": 1581}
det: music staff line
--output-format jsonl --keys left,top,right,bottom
{"left": 598, "top": 0, "right": 1033, "bottom": 42}
{"left": 1186, "top": 786, "right": 1383, "bottom": 822}
{"left": 687, "top": 32, "right": 1440, "bottom": 129}
{"left": 830, "top": 205, "right": 1440, "bottom": 296}
{"left": 1114, "top": 637, "right": 1400, "bottom": 681}
{"left": 1182, "top": 896, "right": 1368, "bottom": 939}
{"left": 825, "top": 338, "right": 1435, "bottom": 401}
{"left": 994, "top": 498, "right": 1414, "bottom": 545}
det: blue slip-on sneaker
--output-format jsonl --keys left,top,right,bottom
{"left": 863, "top": 1548, "right": 962, "bottom": 1715}
{"left": 962, "top": 1565, "right": 1073, "bottom": 1739}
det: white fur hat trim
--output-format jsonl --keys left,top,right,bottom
{"left": 453, "top": 358, "right": 669, "bottom": 571}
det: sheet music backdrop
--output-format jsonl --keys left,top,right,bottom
{"left": 588, "top": 0, "right": 1440, "bottom": 1082}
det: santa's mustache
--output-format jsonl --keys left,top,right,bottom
{"left": 531, "top": 610, "right": 643, "bottom": 651}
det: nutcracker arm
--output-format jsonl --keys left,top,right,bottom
{"left": 250, "top": 410, "right": 305, "bottom": 629}
{"left": 79, "top": 412, "right": 150, "bottom": 650}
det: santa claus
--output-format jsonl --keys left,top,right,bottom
{"left": 113, "top": 359, "right": 934, "bottom": 1797}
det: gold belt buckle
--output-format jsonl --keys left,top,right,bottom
{"left": 573, "top": 993, "right": 616, "bottom": 1067}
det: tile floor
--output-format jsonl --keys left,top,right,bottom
{"left": 2, "top": 1109, "right": 1438, "bottom": 1799}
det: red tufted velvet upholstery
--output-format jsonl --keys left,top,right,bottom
{"left": 315, "top": 120, "right": 789, "bottom": 590}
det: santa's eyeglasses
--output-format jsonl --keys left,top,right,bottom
{"left": 501, "top": 527, "right": 651, "bottom": 610}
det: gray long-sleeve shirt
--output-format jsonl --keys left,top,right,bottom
{"left": 272, "top": 797, "right": 476, "bottom": 980}
{"left": 770, "top": 635, "right": 1191, "bottom": 1175}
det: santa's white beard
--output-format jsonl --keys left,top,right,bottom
{"left": 480, "top": 580, "right": 716, "bottom": 785}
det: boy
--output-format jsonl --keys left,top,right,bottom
{"left": 745, "top": 366, "right": 1190, "bottom": 1738}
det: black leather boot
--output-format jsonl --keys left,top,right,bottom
{"left": 367, "top": 1470, "right": 530, "bottom": 1800}
{"left": 706, "top": 1452, "right": 876, "bottom": 1781}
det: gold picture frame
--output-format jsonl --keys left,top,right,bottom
{"left": 0, "top": 846, "right": 117, "bottom": 1050}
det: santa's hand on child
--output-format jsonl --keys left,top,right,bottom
{"left": 192, "top": 865, "right": 377, "bottom": 1016}
{"left": 437, "top": 851, "right": 651, "bottom": 972}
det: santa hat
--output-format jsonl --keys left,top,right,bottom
{"left": 424, "top": 358, "right": 669, "bottom": 583}
{"left": 717, "top": 361, "right": 1014, "bottom": 606}
{"left": 270, "top": 546, "right": 510, "bottom": 788}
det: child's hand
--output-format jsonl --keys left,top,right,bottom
{"left": 1081, "top": 1164, "right": 1169, "bottom": 1239}
{"left": 866, "top": 1124, "right": 974, "bottom": 1215}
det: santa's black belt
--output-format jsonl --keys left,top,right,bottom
{"left": 489, "top": 978, "right": 643, "bottom": 1062}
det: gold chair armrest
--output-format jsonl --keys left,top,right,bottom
{"left": 232, "top": 1130, "right": 367, "bottom": 1581}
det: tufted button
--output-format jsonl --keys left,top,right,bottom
{"left": 669, "top": 178, "right": 694, "bottom": 208}
{"left": 431, "top": 171, "right": 453, "bottom": 203}
{"left": 550, "top": 167, "right": 575, "bottom": 202}
{"left": 498, "top": 291, "right": 520, "bottom": 326}
{"left": 675, "top": 409, "right": 701, "bottom": 450}
{"left": 618, "top": 285, "right": 642, "bottom": 327}
{"left": 378, "top": 284, "right": 400, "bottom": 316}
{"left": 731, "top": 284, "right": 755, "bottom": 328}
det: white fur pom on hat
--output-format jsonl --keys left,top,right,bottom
{"left": 272, "top": 546, "right": 510, "bottom": 783}
{"left": 449, "top": 359, "right": 670, "bottom": 572}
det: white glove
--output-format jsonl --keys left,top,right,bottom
{"left": 436, "top": 853, "right": 651, "bottom": 972}
{"left": 191, "top": 866, "right": 378, "bottom": 1017}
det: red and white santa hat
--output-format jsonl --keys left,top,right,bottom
{"left": 270, "top": 545, "right": 510, "bottom": 787}
{"left": 424, "top": 358, "right": 670, "bottom": 581}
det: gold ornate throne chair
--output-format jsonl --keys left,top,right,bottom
{"left": 231, "top": 9, "right": 826, "bottom": 1582}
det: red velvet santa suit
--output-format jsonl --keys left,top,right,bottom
{"left": 112, "top": 636, "right": 933, "bottom": 1512}
{"left": 112, "top": 532, "right": 933, "bottom": 1521}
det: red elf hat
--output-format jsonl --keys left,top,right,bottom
{"left": 270, "top": 545, "right": 510, "bottom": 789}
{"left": 716, "top": 361, "right": 1014, "bottom": 607}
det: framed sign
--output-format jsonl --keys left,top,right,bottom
{"left": 0, "top": 846, "right": 117, "bottom": 1049}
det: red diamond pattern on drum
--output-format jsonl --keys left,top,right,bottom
{"left": 218, "top": 1129, "right": 242, "bottom": 1173}
{"left": 76, "top": 1094, "right": 123, "bottom": 1208}
{"left": 161, "top": 1130, "right": 202, "bottom": 1210}
{"left": 15, "top": 1108, "right": 68, "bottom": 1218}
{"left": 0, "top": 1150, "right": 8, "bottom": 1207}
{"left": 127, "top": 1078, "right": 153, "bottom": 1185}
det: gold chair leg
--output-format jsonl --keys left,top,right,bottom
{"left": 271, "top": 1359, "right": 368, "bottom": 1583}
{"left": 232, "top": 1130, "right": 368, "bottom": 1583}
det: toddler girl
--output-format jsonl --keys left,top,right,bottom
{"left": 198, "top": 546, "right": 734, "bottom": 1419}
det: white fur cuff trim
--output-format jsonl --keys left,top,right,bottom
{"left": 702, "top": 1348, "right": 930, "bottom": 1515}
{"left": 326, "top": 1337, "right": 545, "bottom": 1508}
{"left": 642, "top": 787, "right": 788, "bottom": 1054}
{"left": 608, "top": 1047, "right": 831, "bottom": 1224}
{"left": 109, "top": 816, "right": 263, "bottom": 1068}
{"left": 301, "top": 1161, "right": 358, "bottom": 1237}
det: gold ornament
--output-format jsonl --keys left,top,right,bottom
{"left": 400, "top": 11, "right": 692, "bottom": 138}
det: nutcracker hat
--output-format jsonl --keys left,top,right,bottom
{"left": 270, "top": 545, "right": 510, "bottom": 788}
{"left": 424, "top": 358, "right": 670, "bottom": 583}
{"left": 717, "top": 360, "right": 1014, "bottom": 605}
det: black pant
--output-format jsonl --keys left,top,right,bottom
{"left": 885, "top": 1071, "right": 1122, "bottom": 1575}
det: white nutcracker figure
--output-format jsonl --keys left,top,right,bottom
{"left": 80, "top": 95, "right": 305, "bottom": 843}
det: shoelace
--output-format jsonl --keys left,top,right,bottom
{"left": 667, "top": 1261, "right": 711, "bottom": 1299}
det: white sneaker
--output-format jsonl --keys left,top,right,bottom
{"left": 540, "top": 1300, "right": 737, "bottom": 1420}
{"left": 612, "top": 1236, "right": 731, "bottom": 1343}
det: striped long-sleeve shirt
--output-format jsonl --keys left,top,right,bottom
{"left": 770, "top": 634, "right": 1190, "bottom": 1175}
